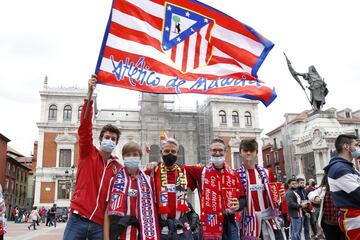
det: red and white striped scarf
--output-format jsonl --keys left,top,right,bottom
{"left": 108, "top": 168, "right": 159, "bottom": 240}
{"left": 238, "top": 164, "right": 277, "bottom": 239}
{"left": 200, "top": 164, "right": 241, "bottom": 239}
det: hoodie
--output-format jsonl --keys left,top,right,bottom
{"left": 324, "top": 156, "right": 360, "bottom": 209}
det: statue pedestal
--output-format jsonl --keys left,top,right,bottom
{"left": 295, "top": 110, "right": 342, "bottom": 183}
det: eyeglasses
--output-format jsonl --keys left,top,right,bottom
{"left": 163, "top": 149, "right": 177, "bottom": 154}
{"left": 210, "top": 148, "right": 224, "bottom": 153}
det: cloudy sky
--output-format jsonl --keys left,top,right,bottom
{"left": 1, "top": 0, "right": 359, "bottom": 155}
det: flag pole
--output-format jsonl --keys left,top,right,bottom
{"left": 84, "top": 88, "right": 93, "bottom": 119}
{"left": 84, "top": 75, "right": 95, "bottom": 119}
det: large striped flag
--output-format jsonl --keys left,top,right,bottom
{"left": 95, "top": 0, "right": 276, "bottom": 106}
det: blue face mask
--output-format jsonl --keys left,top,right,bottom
{"left": 351, "top": 147, "right": 360, "bottom": 159}
{"left": 100, "top": 139, "right": 116, "bottom": 153}
{"left": 123, "top": 157, "right": 141, "bottom": 169}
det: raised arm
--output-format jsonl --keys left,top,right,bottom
{"left": 78, "top": 75, "right": 97, "bottom": 159}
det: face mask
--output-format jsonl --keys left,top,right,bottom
{"left": 162, "top": 154, "right": 177, "bottom": 166}
{"left": 100, "top": 139, "right": 116, "bottom": 153}
{"left": 351, "top": 147, "right": 360, "bottom": 159}
{"left": 123, "top": 157, "right": 141, "bottom": 169}
{"left": 242, "top": 156, "right": 257, "bottom": 164}
{"left": 209, "top": 156, "right": 225, "bottom": 165}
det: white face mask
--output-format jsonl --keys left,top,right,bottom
{"left": 123, "top": 157, "right": 141, "bottom": 169}
{"left": 100, "top": 139, "right": 116, "bottom": 153}
{"left": 209, "top": 156, "right": 225, "bottom": 165}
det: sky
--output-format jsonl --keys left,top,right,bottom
{"left": 1, "top": 0, "right": 360, "bottom": 156}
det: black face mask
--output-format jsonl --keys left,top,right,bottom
{"left": 162, "top": 154, "right": 177, "bottom": 166}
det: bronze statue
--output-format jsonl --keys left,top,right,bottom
{"left": 284, "top": 53, "right": 328, "bottom": 111}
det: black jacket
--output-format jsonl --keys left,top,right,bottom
{"left": 286, "top": 190, "right": 302, "bottom": 218}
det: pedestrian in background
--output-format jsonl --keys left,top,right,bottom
{"left": 28, "top": 206, "right": 40, "bottom": 230}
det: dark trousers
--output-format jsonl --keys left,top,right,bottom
{"left": 321, "top": 221, "right": 345, "bottom": 240}
{"left": 282, "top": 213, "right": 290, "bottom": 240}
{"left": 160, "top": 229, "right": 192, "bottom": 240}
{"left": 63, "top": 214, "right": 103, "bottom": 240}
{"left": 0, "top": 234, "right": 3, "bottom": 240}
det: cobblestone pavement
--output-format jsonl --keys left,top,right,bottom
{"left": 3, "top": 221, "right": 65, "bottom": 240}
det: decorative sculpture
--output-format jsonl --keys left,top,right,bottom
{"left": 284, "top": 53, "right": 328, "bottom": 111}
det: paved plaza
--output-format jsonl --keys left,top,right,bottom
{"left": 3, "top": 221, "right": 65, "bottom": 240}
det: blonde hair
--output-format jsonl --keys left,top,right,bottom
{"left": 122, "top": 141, "right": 143, "bottom": 158}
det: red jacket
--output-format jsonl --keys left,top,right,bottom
{"left": 70, "top": 99, "right": 121, "bottom": 225}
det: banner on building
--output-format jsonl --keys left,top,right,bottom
{"left": 95, "top": 0, "right": 276, "bottom": 106}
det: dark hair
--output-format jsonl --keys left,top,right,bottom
{"left": 210, "top": 138, "right": 226, "bottom": 150}
{"left": 239, "top": 139, "right": 258, "bottom": 152}
{"left": 335, "top": 134, "right": 357, "bottom": 154}
{"left": 320, "top": 173, "right": 330, "bottom": 192}
{"left": 33, "top": 206, "right": 37, "bottom": 210}
{"left": 99, "top": 124, "right": 121, "bottom": 143}
{"left": 296, "top": 178, "right": 304, "bottom": 183}
{"left": 284, "top": 183, "right": 289, "bottom": 189}
{"left": 287, "top": 179, "right": 296, "bottom": 185}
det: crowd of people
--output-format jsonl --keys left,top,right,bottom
{"left": 59, "top": 75, "right": 360, "bottom": 240}
{"left": 2, "top": 74, "right": 358, "bottom": 240}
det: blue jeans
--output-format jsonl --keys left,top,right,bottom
{"left": 291, "top": 217, "right": 303, "bottom": 240}
{"left": 63, "top": 214, "right": 103, "bottom": 240}
{"left": 222, "top": 217, "right": 239, "bottom": 240}
{"left": 303, "top": 215, "right": 310, "bottom": 240}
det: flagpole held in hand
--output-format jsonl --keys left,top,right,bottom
{"left": 84, "top": 74, "right": 97, "bottom": 119}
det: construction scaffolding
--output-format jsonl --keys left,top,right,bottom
{"left": 197, "top": 102, "right": 211, "bottom": 164}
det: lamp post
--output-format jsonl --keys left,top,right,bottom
{"left": 64, "top": 165, "right": 76, "bottom": 200}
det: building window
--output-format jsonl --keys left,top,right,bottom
{"left": 48, "top": 104, "right": 57, "bottom": 120}
{"left": 63, "top": 105, "right": 72, "bottom": 121}
{"left": 345, "top": 111, "right": 351, "bottom": 118}
{"left": 232, "top": 111, "right": 239, "bottom": 125}
{"left": 59, "top": 149, "right": 72, "bottom": 167}
{"left": 12, "top": 165, "right": 16, "bottom": 177}
{"left": 219, "top": 110, "right": 227, "bottom": 124}
{"left": 57, "top": 180, "right": 71, "bottom": 199}
{"left": 4, "top": 179, "right": 9, "bottom": 191}
{"left": 78, "top": 105, "right": 83, "bottom": 121}
{"left": 274, "top": 151, "right": 279, "bottom": 163}
{"left": 149, "top": 145, "right": 160, "bottom": 163}
{"left": 273, "top": 138, "right": 278, "bottom": 149}
{"left": 245, "top": 111, "right": 252, "bottom": 126}
{"left": 6, "top": 162, "right": 11, "bottom": 176}
{"left": 266, "top": 154, "right": 270, "bottom": 166}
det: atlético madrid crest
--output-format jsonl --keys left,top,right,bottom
{"left": 161, "top": 3, "right": 215, "bottom": 72}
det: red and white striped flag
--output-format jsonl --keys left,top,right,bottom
{"left": 95, "top": 0, "right": 276, "bottom": 106}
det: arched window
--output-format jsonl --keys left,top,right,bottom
{"left": 177, "top": 145, "right": 185, "bottom": 165}
{"left": 245, "top": 111, "right": 252, "bottom": 126}
{"left": 63, "top": 105, "right": 72, "bottom": 121}
{"left": 78, "top": 105, "right": 83, "bottom": 121}
{"left": 232, "top": 111, "right": 239, "bottom": 125}
{"left": 149, "top": 145, "right": 160, "bottom": 162}
{"left": 48, "top": 104, "right": 57, "bottom": 120}
{"left": 219, "top": 110, "right": 226, "bottom": 124}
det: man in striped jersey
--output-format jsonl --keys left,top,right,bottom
{"left": 237, "top": 139, "right": 285, "bottom": 240}
{"left": 324, "top": 134, "right": 360, "bottom": 240}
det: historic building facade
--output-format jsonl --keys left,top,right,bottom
{"left": 34, "top": 79, "right": 263, "bottom": 207}
{"left": 266, "top": 108, "right": 360, "bottom": 183}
